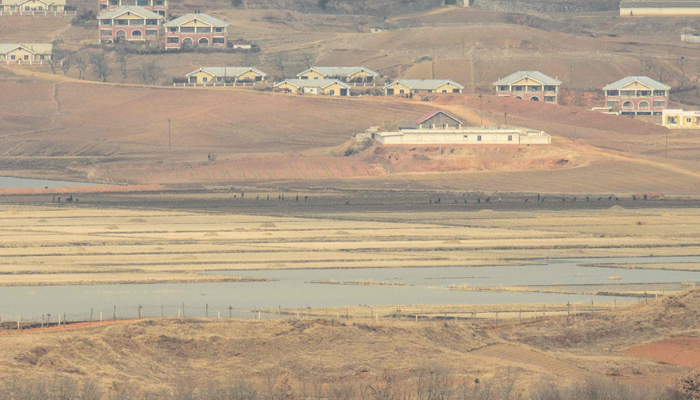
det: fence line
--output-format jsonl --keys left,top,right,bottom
{"left": 0, "top": 298, "right": 648, "bottom": 331}
{"left": 0, "top": 10, "right": 76, "bottom": 16}
{"left": 173, "top": 82, "right": 255, "bottom": 88}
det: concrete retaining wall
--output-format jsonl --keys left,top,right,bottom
{"left": 472, "top": 0, "right": 617, "bottom": 13}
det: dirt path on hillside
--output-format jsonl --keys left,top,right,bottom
{"left": 387, "top": 6, "right": 455, "bottom": 23}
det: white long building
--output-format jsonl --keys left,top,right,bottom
{"left": 368, "top": 110, "right": 551, "bottom": 145}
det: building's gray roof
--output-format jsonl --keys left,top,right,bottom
{"left": 0, "top": 43, "right": 52, "bottom": 54}
{"left": 387, "top": 79, "right": 464, "bottom": 90}
{"left": 620, "top": 0, "right": 700, "bottom": 7}
{"left": 164, "top": 13, "right": 229, "bottom": 28}
{"left": 396, "top": 119, "right": 419, "bottom": 129}
{"left": 1, "top": 0, "right": 65, "bottom": 5}
{"left": 275, "top": 79, "right": 351, "bottom": 89}
{"left": 97, "top": 6, "right": 162, "bottom": 19}
{"left": 603, "top": 76, "right": 671, "bottom": 90}
{"left": 493, "top": 71, "right": 561, "bottom": 86}
{"left": 186, "top": 67, "right": 267, "bottom": 78}
{"left": 297, "top": 67, "right": 379, "bottom": 78}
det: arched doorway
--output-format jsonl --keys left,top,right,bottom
{"left": 182, "top": 37, "right": 193, "bottom": 47}
{"left": 115, "top": 30, "right": 126, "bottom": 42}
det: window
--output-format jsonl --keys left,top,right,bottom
{"left": 508, "top": 135, "right": 513, "bottom": 141}
{"left": 638, "top": 101, "right": 650, "bottom": 109}
{"left": 10, "top": 55, "right": 15, "bottom": 60}
{"left": 182, "top": 38, "right": 193, "bottom": 45}
{"left": 477, "top": 135, "right": 482, "bottom": 142}
{"left": 116, "top": 19, "right": 128, "bottom": 25}
{"left": 137, "top": 0, "right": 147, "bottom": 5}
{"left": 155, "top": 0, "right": 163, "bottom": 5}
{"left": 198, "top": 37, "right": 209, "bottom": 45}
{"left": 23, "top": 55, "right": 29, "bottom": 60}
{"left": 544, "top": 85, "right": 556, "bottom": 92}
{"left": 157, "top": 10, "right": 164, "bottom": 15}
{"left": 196, "top": 27, "right": 211, "bottom": 33}
{"left": 146, "top": 29, "right": 157, "bottom": 37}
{"left": 202, "top": 77, "right": 207, "bottom": 83}
{"left": 213, "top": 37, "right": 224, "bottom": 44}
{"left": 101, "top": 29, "right": 112, "bottom": 36}
{"left": 217, "top": 77, "right": 222, "bottom": 82}
{"left": 167, "top": 37, "right": 178, "bottom": 43}
{"left": 413, "top": 89, "right": 419, "bottom": 93}
{"left": 329, "top": 90, "right": 335, "bottom": 95}
{"left": 653, "top": 101, "right": 665, "bottom": 108}
{"left": 168, "top": 27, "right": 177, "bottom": 32}
{"left": 38, "top": 6, "right": 42, "bottom": 10}
{"left": 110, "top": 0, "right": 118, "bottom": 5}
{"left": 621, "top": 90, "right": 635, "bottom": 97}
{"left": 145, "top": 19, "right": 157, "bottom": 25}
{"left": 39, "top": 55, "right": 45, "bottom": 60}
{"left": 544, "top": 96, "right": 555, "bottom": 103}
{"left": 100, "top": 19, "right": 111, "bottom": 25}
{"left": 24, "top": 6, "right": 29, "bottom": 10}
{"left": 399, "top": 90, "right": 404, "bottom": 94}
{"left": 687, "top": 118, "right": 692, "bottom": 123}
{"left": 427, "top": 90, "right": 433, "bottom": 93}
{"left": 130, "top": 19, "right": 144, "bottom": 26}
{"left": 606, "top": 100, "right": 618, "bottom": 107}
{"left": 180, "top": 27, "right": 195, "bottom": 33}
{"left": 607, "top": 90, "right": 619, "bottom": 96}
{"left": 667, "top": 116, "right": 677, "bottom": 124}
{"left": 514, "top": 86, "right": 523, "bottom": 92}
{"left": 653, "top": 90, "right": 665, "bottom": 96}
{"left": 215, "top": 27, "right": 223, "bottom": 33}
{"left": 132, "top": 29, "right": 142, "bottom": 37}
{"left": 100, "top": 4, "right": 107, "bottom": 9}
{"left": 499, "top": 86, "right": 508, "bottom": 91}
{"left": 638, "top": 91, "right": 651, "bottom": 97}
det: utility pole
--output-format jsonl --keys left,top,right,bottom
{"left": 479, "top": 94, "right": 483, "bottom": 126}
{"left": 504, "top": 103, "right": 507, "bottom": 126}
{"left": 168, "top": 119, "right": 171, "bottom": 152}
{"left": 666, "top": 130, "right": 668, "bottom": 159}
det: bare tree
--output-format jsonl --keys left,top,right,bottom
{"left": 115, "top": 46, "right": 133, "bottom": 79}
{"left": 272, "top": 52, "right": 288, "bottom": 78}
{"left": 137, "top": 61, "right": 164, "bottom": 85}
{"left": 89, "top": 52, "right": 111, "bottom": 82}
{"left": 638, "top": 57, "right": 655, "bottom": 76}
{"left": 48, "top": 49, "right": 68, "bottom": 75}
{"left": 61, "top": 52, "right": 73, "bottom": 76}
{"left": 675, "top": 55, "right": 688, "bottom": 88}
{"left": 654, "top": 63, "right": 667, "bottom": 83}
{"left": 301, "top": 52, "right": 316, "bottom": 70}
{"left": 75, "top": 53, "right": 88, "bottom": 80}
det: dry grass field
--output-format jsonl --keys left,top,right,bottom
{"left": 2, "top": 204, "right": 700, "bottom": 286}
{"left": 0, "top": 288, "right": 697, "bottom": 396}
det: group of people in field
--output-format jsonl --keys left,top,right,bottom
{"left": 52, "top": 195, "right": 77, "bottom": 203}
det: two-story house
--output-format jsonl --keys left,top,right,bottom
{"left": 603, "top": 76, "right": 670, "bottom": 115}
{"left": 97, "top": 6, "right": 162, "bottom": 44}
{"left": 0, "top": 43, "right": 52, "bottom": 64}
{"left": 493, "top": 71, "right": 561, "bottom": 104}
{"left": 98, "top": 0, "right": 165, "bottom": 17}
{"left": 384, "top": 79, "right": 463, "bottom": 96}
{"left": 164, "top": 13, "right": 228, "bottom": 49}
{"left": 296, "top": 67, "right": 379, "bottom": 83}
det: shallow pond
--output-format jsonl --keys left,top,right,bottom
{"left": 1, "top": 256, "right": 698, "bottom": 321}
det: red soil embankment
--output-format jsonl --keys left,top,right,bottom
{"left": 622, "top": 336, "right": 700, "bottom": 368}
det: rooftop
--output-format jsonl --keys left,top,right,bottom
{"left": 389, "top": 79, "right": 465, "bottom": 90}
{"left": 603, "top": 76, "right": 671, "bottom": 91}
{"left": 187, "top": 67, "right": 267, "bottom": 77}
{"left": 276, "top": 79, "right": 351, "bottom": 88}
{"left": 493, "top": 71, "right": 562, "bottom": 86}
{"left": 97, "top": 6, "right": 162, "bottom": 20}
{"left": 298, "top": 67, "right": 379, "bottom": 78}
{"left": 164, "top": 13, "right": 229, "bottom": 28}
{"left": 0, "top": 43, "right": 53, "bottom": 54}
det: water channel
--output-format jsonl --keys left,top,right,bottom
{"left": 0, "top": 176, "right": 100, "bottom": 189}
{"left": 1, "top": 257, "right": 698, "bottom": 321}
